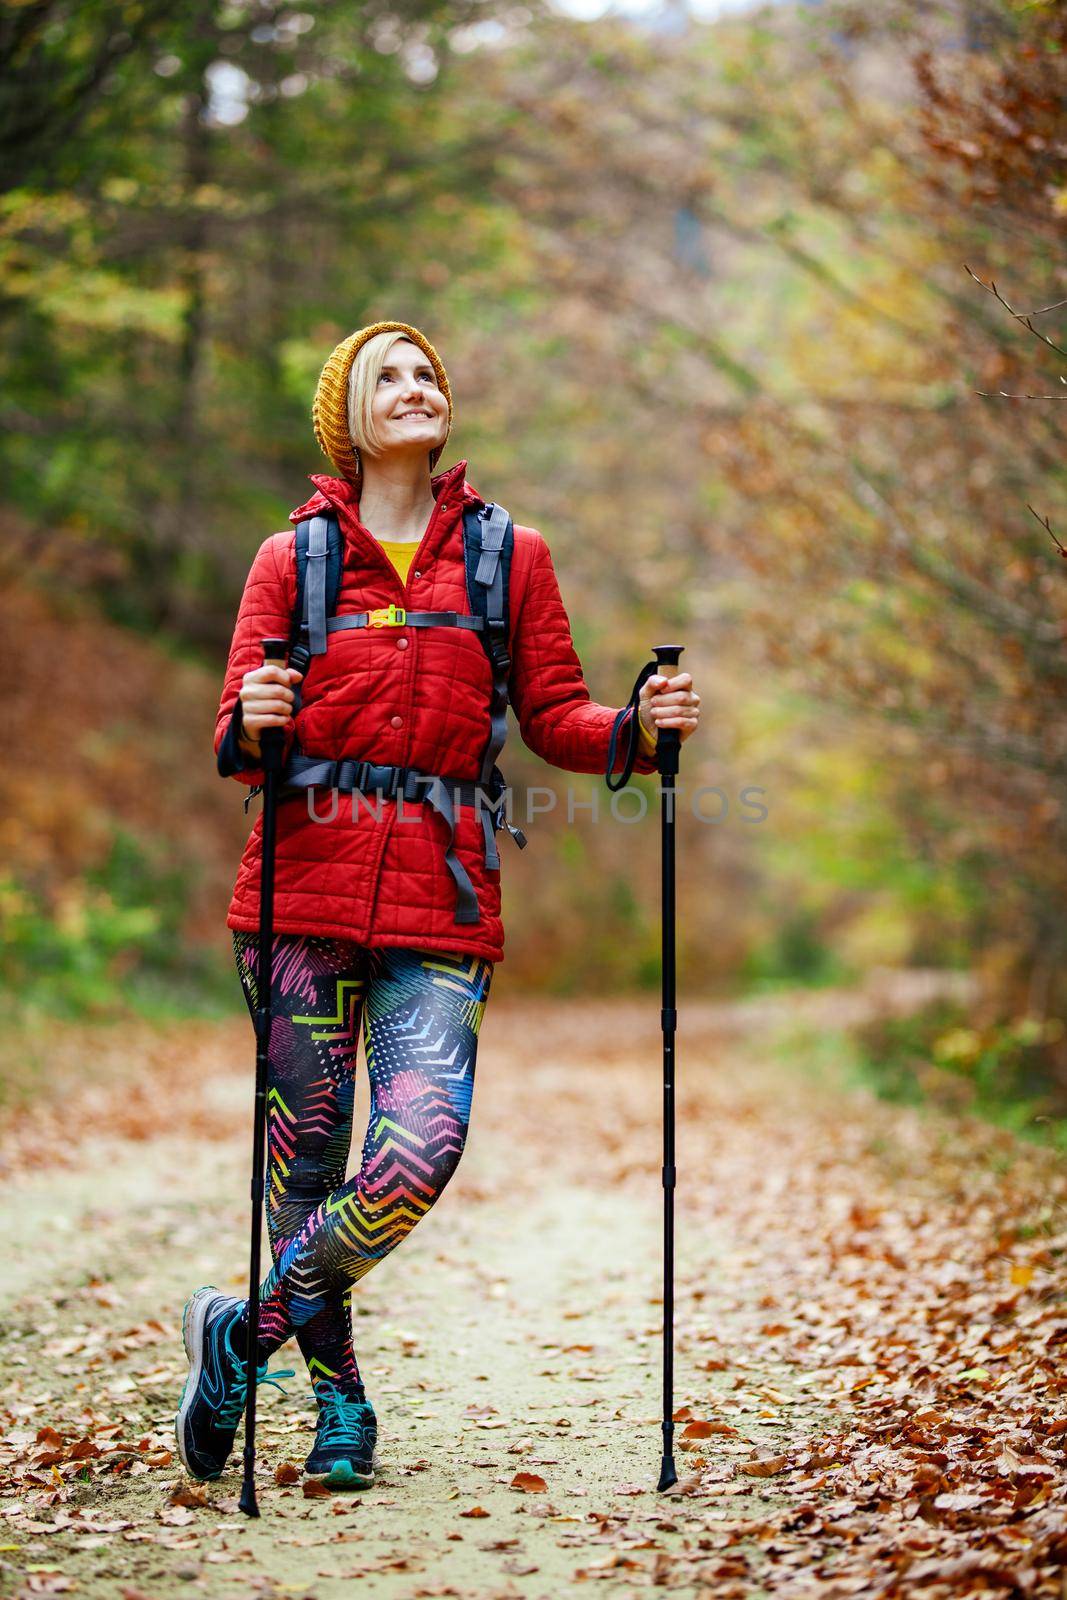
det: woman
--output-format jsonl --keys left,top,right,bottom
{"left": 175, "top": 320, "right": 701, "bottom": 1490}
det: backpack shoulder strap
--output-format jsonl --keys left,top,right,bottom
{"left": 288, "top": 514, "right": 343, "bottom": 722}
{"left": 291, "top": 513, "right": 344, "bottom": 662}
{"left": 463, "top": 502, "right": 516, "bottom": 867}
{"left": 463, "top": 500, "right": 513, "bottom": 653}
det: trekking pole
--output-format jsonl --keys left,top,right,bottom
{"left": 238, "top": 636, "right": 290, "bottom": 1520}
{"left": 651, "top": 643, "right": 682, "bottom": 1493}
{"left": 605, "top": 642, "right": 685, "bottom": 1494}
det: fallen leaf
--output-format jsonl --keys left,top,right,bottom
{"left": 168, "top": 1485, "right": 209, "bottom": 1508}
{"left": 738, "top": 1455, "right": 789, "bottom": 1478}
{"left": 510, "top": 1472, "right": 547, "bottom": 1492}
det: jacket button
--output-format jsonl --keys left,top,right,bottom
{"left": 390, "top": 715, "right": 403, "bottom": 729}
{"left": 413, "top": 569, "right": 421, "bottom": 579}
{"left": 396, "top": 636, "right": 409, "bottom": 650}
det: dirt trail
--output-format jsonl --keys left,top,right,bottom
{"left": 1, "top": 974, "right": 1063, "bottom": 1600}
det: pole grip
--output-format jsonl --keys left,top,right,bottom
{"left": 259, "top": 637, "right": 289, "bottom": 772}
{"left": 651, "top": 644, "right": 684, "bottom": 776}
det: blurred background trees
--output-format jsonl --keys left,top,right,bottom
{"left": 2, "top": 0, "right": 1063, "bottom": 1127}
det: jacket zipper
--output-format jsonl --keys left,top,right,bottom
{"left": 346, "top": 485, "right": 457, "bottom": 776}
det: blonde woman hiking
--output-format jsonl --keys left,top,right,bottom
{"left": 175, "top": 320, "right": 702, "bottom": 1488}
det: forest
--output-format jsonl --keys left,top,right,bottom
{"left": 0, "top": 2, "right": 1064, "bottom": 1595}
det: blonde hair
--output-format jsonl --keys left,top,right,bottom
{"left": 347, "top": 331, "right": 446, "bottom": 464}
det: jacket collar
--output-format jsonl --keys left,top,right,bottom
{"left": 288, "top": 459, "right": 485, "bottom": 584}
{"left": 289, "top": 457, "right": 483, "bottom": 530}
{"left": 283, "top": 457, "right": 483, "bottom": 588}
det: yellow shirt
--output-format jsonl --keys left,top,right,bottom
{"left": 374, "top": 537, "right": 421, "bottom": 588}
{"left": 374, "top": 535, "right": 659, "bottom": 754}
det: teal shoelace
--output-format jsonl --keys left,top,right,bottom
{"left": 314, "top": 1379, "right": 375, "bottom": 1449}
{"left": 216, "top": 1358, "right": 296, "bottom": 1430}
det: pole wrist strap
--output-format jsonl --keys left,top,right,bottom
{"left": 605, "top": 660, "right": 657, "bottom": 792}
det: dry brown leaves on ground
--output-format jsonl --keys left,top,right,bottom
{"left": 0, "top": 983, "right": 1063, "bottom": 1599}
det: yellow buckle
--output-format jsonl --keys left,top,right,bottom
{"left": 368, "top": 604, "right": 406, "bottom": 628}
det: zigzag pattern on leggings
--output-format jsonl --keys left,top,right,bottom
{"left": 252, "top": 944, "right": 492, "bottom": 1347}
{"left": 231, "top": 932, "right": 492, "bottom": 1375}
{"left": 233, "top": 933, "right": 369, "bottom": 1377}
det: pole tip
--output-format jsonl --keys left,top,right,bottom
{"left": 657, "top": 1455, "right": 678, "bottom": 1492}
{"left": 238, "top": 1481, "right": 261, "bottom": 1518}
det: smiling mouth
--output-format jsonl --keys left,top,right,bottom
{"left": 395, "top": 411, "right": 432, "bottom": 421}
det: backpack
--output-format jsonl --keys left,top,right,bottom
{"left": 285, "top": 503, "right": 514, "bottom": 788}
{"left": 273, "top": 502, "right": 526, "bottom": 923}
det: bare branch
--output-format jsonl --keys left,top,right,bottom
{"left": 1028, "top": 504, "right": 1067, "bottom": 562}
{"left": 973, "top": 388, "right": 1067, "bottom": 400}
{"left": 965, "top": 264, "right": 1067, "bottom": 362}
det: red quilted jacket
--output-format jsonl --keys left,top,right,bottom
{"left": 214, "top": 457, "right": 658, "bottom": 964}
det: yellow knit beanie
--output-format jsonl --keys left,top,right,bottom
{"left": 312, "top": 320, "right": 453, "bottom": 483}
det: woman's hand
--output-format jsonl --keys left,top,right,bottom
{"left": 638, "top": 671, "right": 701, "bottom": 746}
{"left": 238, "top": 663, "right": 304, "bottom": 757}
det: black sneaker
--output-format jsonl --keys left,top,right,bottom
{"left": 175, "top": 1286, "right": 295, "bottom": 1481}
{"left": 303, "top": 1378, "right": 380, "bottom": 1489}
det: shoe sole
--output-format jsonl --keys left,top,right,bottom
{"left": 305, "top": 1437, "right": 382, "bottom": 1490}
{"left": 305, "top": 1454, "right": 378, "bottom": 1489}
{"left": 175, "top": 1285, "right": 226, "bottom": 1481}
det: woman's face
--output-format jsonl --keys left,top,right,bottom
{"left": 370, "top": 339, "right": 449, "bottom": 461}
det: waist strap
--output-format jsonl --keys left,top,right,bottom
{"left": 275, "top": 756, "right": 527, "bottom": 927}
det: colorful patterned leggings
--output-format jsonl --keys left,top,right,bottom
{"left": 231, "top": 931, "right": 493, "bottom": 1396}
